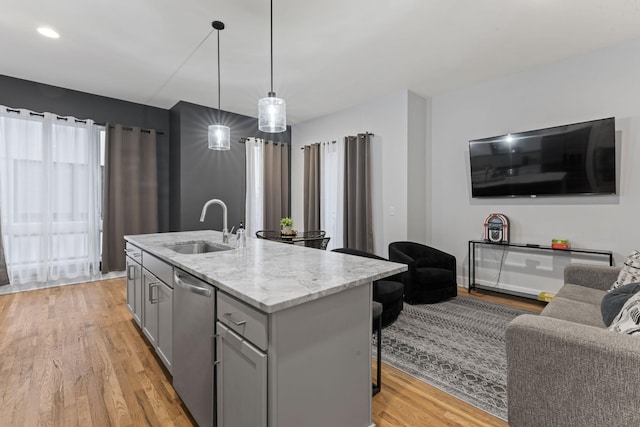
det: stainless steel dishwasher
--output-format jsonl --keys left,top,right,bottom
{"left": 173, "top": 270, "right": 216, "bottom": 427}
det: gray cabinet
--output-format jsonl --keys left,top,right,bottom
{"left": 142, "top": 269, "right": 159, "bottom": 348}
{"left": 124, "top": 236, "right": 376, "bottom": 427}
{"left": 216, "top": 292, "right": 268, "bottom": 427}
{"left": 216, "top": 322, "right": 267, "bottom": 427}
{"left": 141, "top": 256, "right": 174, "bottom": 374}
{"left": 156, "top": 280, "right": 173, "bottom": 371}
{"left": 125, "top": 243, "right": 143, "bottom": 326}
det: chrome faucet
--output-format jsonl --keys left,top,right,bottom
{"left": 200, "top": 199, "right": 229, "bottom": 244}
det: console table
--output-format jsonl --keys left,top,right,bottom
{"left": 468, "top": 240, "right": 613, "bottom": 295}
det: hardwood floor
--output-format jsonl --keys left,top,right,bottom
{"left": 0, "top": 280, "right": 544, "bottom": 427}
{"left": 0, "top": 279, "right": 193, "bottom": 427}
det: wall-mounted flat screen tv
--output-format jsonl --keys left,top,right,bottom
{"left": 469, "top": 117, "right": 616, "bottom": 198}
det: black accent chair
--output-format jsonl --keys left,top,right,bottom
{"left": 332, "top": 248, "right": 404, "bottom": 327}
{"left": 388, "top": 241, "right": 457, "bottom": 304}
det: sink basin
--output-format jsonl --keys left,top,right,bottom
{"left": 165, "top": 241, "right": 233, "bottom": 254}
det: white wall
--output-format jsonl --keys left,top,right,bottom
{"left": 430, "top": 37, "right": 640, "bottom": 296}
{"left": 292, "top": 90, "right": 422, "bottom": 257}
{"left": 407, "top": 91, "right": 428, "bottom": 243}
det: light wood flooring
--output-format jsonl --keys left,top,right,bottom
{"left": 0, "top": 280, "right": 544, "bottom": 427}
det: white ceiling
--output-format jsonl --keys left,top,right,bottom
{"left": 3, "top": 0, "right": 640, "bottom": 124}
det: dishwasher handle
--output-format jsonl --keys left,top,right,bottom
{"left": 174, "top": 272, "right": 213, "bottom": 297}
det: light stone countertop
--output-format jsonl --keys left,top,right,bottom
{"left": 125, "top": 230, "right": 407, "bottom": 313}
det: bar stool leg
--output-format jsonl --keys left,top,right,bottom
{"left": 372, "top": 314, "right": 382, "bottom": 396}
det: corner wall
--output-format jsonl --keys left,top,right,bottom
{"left": 407, "top": 91, "right": 428, "bottom": 243}
{"left": 292, "top": 90, "right": 427, "bottom": 257}
{"left": 169, "top": 101, "right": 291, "bottom": 233}
{"left": 430, "top": 37, "right": 640, "bottom": 296}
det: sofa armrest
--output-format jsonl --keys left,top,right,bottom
{"left": 563, "top": 263, "right": 621, "bottom": 291}
{"left": 507, "top": 314, "right": 640, "bottom": 427}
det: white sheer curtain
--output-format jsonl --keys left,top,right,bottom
{"left": 320, "top": 139, "right": 344, "bottom": 250}
{"left": 245, "top": 137, "right": 264, "bottom": 237}
{"left": 0, "top": 106, "right": 101, "bottom": 285}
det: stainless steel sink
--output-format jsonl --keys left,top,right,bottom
{"left": 165, "top": 241, "right": 233, "bottom": 254}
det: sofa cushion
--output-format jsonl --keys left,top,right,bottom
{"left": 541, "top": 297, "right": 606, "bottom": 328}
{"left": 608, "top": 290, "right": 640, "bottom": 335}
{"left": 555, "top": 283, "right": 606, "bottom": 306}
{"left": 610, "top": 250, "right": 640, "bottom": 291}
{"left": 601, "top": 283, "right": 640, "bottom": 326}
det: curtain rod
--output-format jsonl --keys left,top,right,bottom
{"left": 103, "top": 124, "right": 165, "bottom": 135}
{"left": 299, "top": 132, "right": 374, "bottom": 150}
{"left": 239, "top": 137, "right": 289, "bottom": 145}
{"left": 300, "top": 140, "right": 337, "bottom": 150}
{"left": 5, "top": 109, "right": 165, "bottom": 135}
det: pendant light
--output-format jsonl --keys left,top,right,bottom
{"left": 208, "top": 20, "right": 230, "bottom": 150}
{"left": 258, "top": 0, "right": 286, "bottom": 133}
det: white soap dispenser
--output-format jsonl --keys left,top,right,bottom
{"left": 236, "top": 222, "right": 246, "bottom": 248}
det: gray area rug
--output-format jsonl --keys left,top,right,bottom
{"left": 374, "top": 296, "right": 535, "bottom": 421}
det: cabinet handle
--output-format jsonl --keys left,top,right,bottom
{"left": 174, "top": 273, "right": 212, "bottom": 297}
{"left": 212, "top": 334, "right": 221, "bottom": 366}
{"left": 127, "top": 265, "right": 135, "bottom": 280}
{"left": 124, "top": 249, "right": 141, "bottom": 257}
{"left": 223, "top": 312, "right": 247, "bottom": 326}
{"left": 148, "top": 283, "right": 159, "bottom": 303}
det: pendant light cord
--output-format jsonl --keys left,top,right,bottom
{"left": 270, "top": 0, "right": 274, "bottom": 94}
{"left": 217, "top": 27, "right": 221, "bottom": 122}
{"left": 146, "top": 28, "right": 215, "bottom": 104}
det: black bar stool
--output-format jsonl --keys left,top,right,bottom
{"left": 372, "top": 301, "right": 383, "bottom": 396}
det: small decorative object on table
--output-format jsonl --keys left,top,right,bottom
{"left": 538, "top": 291, "right": 556, "bottom": 302}
{"left": 280, "top": 217, "right": 294, "bottom": 234}
{"left": 551, "top": 239, "right": 570, "bottom": 250}
{"left": 483, "top": 213, "right": 509, "bottom": 243}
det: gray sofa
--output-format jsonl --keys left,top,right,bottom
{"left": 506, "top": 263, "right": 640, "bottom": 427}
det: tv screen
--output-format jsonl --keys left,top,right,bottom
{"left": 469, "top": 117, "right": 616, "bottom": 198}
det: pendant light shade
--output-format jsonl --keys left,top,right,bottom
{"left": 258, "top": 93, "right": 286, "bottom": 133}
{"left": 208, "top": 20, "right": 230, "bottom": 150}
{"left": 258, "top": 0, "right": 286, "bottom": 133}
{"left": 208, "top": 124, "right": 230, "bottom": 150}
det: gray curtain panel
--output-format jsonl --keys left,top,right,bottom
{"left": 344, "top": 133, "right": 373, "bottom": 252}
{"left": 263, "top": 141, "right": 290, "bottom": 230}
{"left": 101, "top": 125, "right": 158, "bottom": 273}
{"left": 303, "top": 143, "right": 321, "bottom": 231}
{"left": 0, "top": 205, "right": 9, "bottom": 285}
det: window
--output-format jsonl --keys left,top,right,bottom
{"left": 0, "top": 107, "right": 102, "bottom": 284}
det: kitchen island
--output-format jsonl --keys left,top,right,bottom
{"left": 125, "top": 230, "right": 406, "bottom": 427}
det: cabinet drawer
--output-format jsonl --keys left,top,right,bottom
{"left": 143, "top": 252, "right": 173, "bottom": 287}
{"left": 125, "top": 242, "right": 142, "bottom": 263}
{"left": 217, "top": 292, "right": 268, "bottom": 351}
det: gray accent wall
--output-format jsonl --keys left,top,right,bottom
{"left": 0, "top": 75, "right": 292, "bottom": 236}
{"left": 169, "top": 101, "right": 291, "bottom": 233}
{"left": 0, "top": 74, "right": 171, "bottom": 232}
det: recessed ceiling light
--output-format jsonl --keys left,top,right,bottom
{"left": 37, "top": 27, "right": 60, "bottom": 39}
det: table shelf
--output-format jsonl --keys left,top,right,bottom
{"left": 468, "top": 240, "right": 613, "bottom": 297}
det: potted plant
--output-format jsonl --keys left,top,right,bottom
{"left": 280, "top": 217, "right": 293, "bottom": 234}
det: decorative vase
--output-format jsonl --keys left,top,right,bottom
{"left": 282, "top": 225, "right": 292, "bottom": 234}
